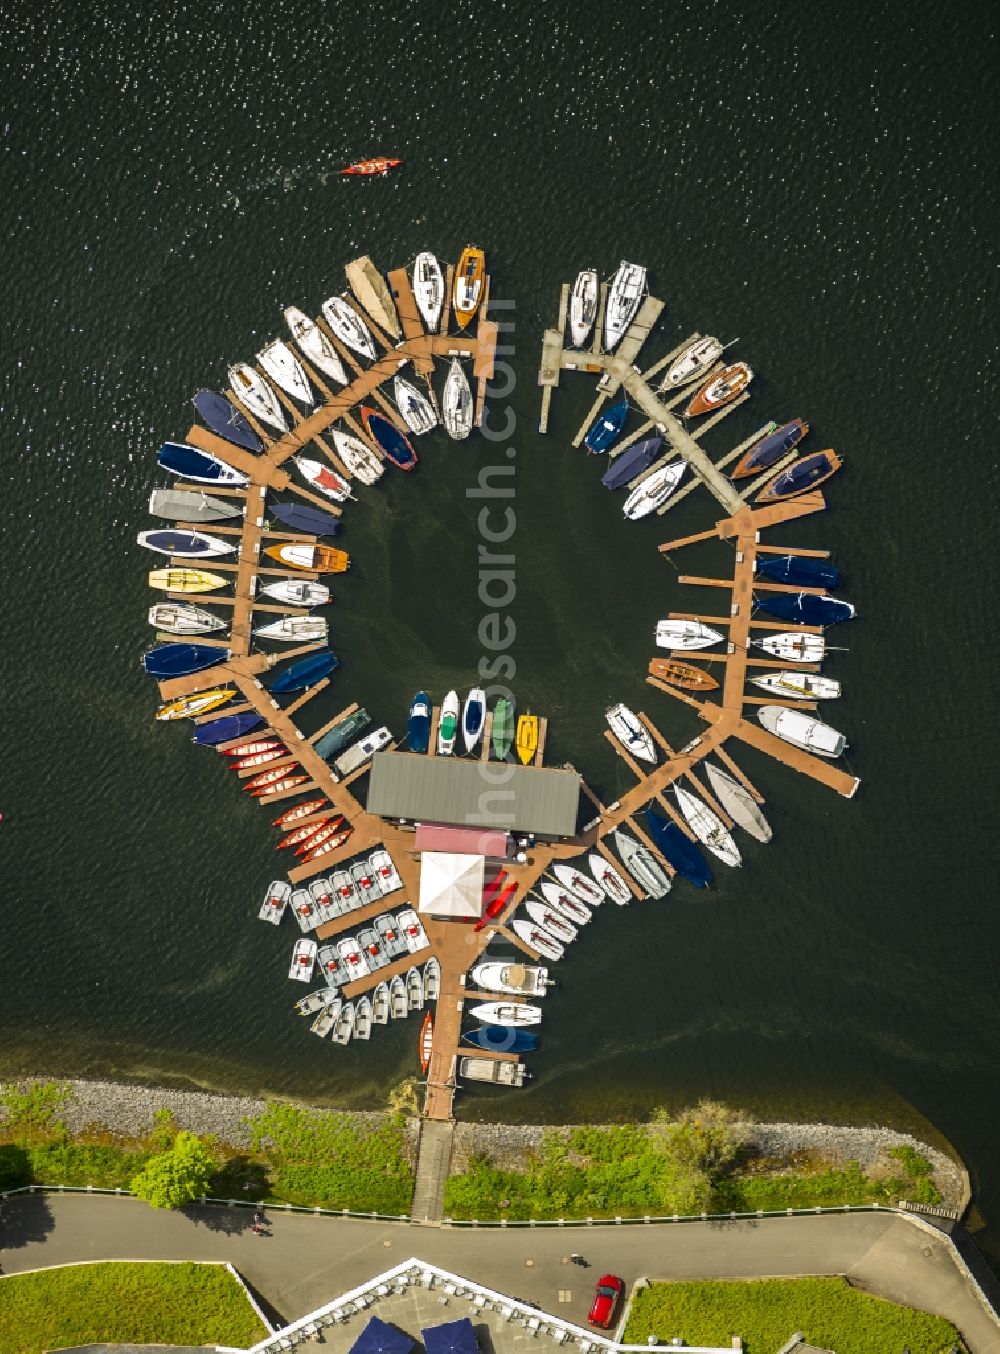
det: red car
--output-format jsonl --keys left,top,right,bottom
{"left": 587, "top": 1274, "right": 624, "bottom": 1329}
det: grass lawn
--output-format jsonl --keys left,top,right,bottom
{"left": 0, "top": 1261, "right": 269, "bottom": 1353}
{"left": 624, "top": 1276, "right": 964, "bottom": 1354}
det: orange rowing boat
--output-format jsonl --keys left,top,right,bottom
{"left": 647, "top": 658, "right": 720, "bottom": 691}
{"left": 419, "top": 1011, "right": 433, "bottom": 1074}
{"left": 340, "top": 157, "right": 402, "bottom": 177}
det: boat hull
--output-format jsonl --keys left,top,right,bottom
{"left": 193, "top": 389, "right": 262, "bottom": 453}
{"left": 644, "top": 810, "right": 713, "bottom": 888}
{"left": 686, "top": 362, "right": 753, "bottom": 416}
{"left": 756, "top": 593, "right": 855, "bottom": 626}
{"left": 584, "top": 400, "right": 628, "bottom": 454}
{"left": 647, "top": 658, "right": 719, "bottom": 691}
{"left": 731, "top": 419, "right": 809, "bottom": 478}
{"left": 361, "top": 406, "right": 417, "bottom": 470}
{"left": 601, "top": 436, "right": 663, "bottom": 490}
{"left": 142, "top": 643, "right": 228, "bottom": 679}
{"left": 756, "top": 450, "right": 842, "bottom": 503}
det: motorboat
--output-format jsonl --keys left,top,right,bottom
{"left": 569, "top": 268, "right": 598, "bottom": 348}
{"left": 308, "top": 874, "right": 342, "bottom": 918}
{"left": 586, "top": 853, "right": 631, "bottom": 905}
{"left": 492, "top": 697, "right": 515, "bottom": 760}
{"left": 463, "top": 1025, "right": 538, "bottom": 1054}
{"left": 372, "top": 981, "right": 390, "bottom": 1025}
{"left": 296, "top": 986, "right": 341, "bottom": 1015}
{"left": 731, "top": 419, "right": 809, "bottom": 479}
{"left": 453, "top": 246, "right": 486, "bottom": 329}
{"left": 148, "top": 488, "right": 243, "bottom": 522}
{"left": 657, "top": 336, "right": 723, "bottom": 392}
{"left": 192, "top": 711, "right": 263, "bottom": 746}
{"left": 757, "top": 705, "right": 847, "bottom": 758}
{"left": 331, "top": 870, "right": 360, "bottom": 912}
{"left": 310, "top": 1000, "right": 342, "bottom": 1039}
{"left": 251, "top": 774, "right": 308, "bottom": 799}
{"left": 375, "top": 914, "right": 408, "bottom": 960}
{"left": 148, "top": 567, "right": 227, "bottom": 594}
{"left": 623, "top": 459, "right": 687, "bottom": 518}
{"left": 290, "top": 889, "right": 318, "bottom": 932}
{"left": 552, "top": 864, "right": 605, "bottom": 907}
{"left": 584, "top": 400, "right": 628, "bottom": 454}
{"left": 254, "top": 615, "right": 328, "bottom": 643}
{"left": 419, "top": 1011, "right": 434, "bottom": 1072}
{"left": 337, "top": 937, "right": 370, "bottom": 980}
{"left": 389, "top": 975, "right": 408, "bottom": 1019}
{"left": 354, "top": 996, "right": 373, "bottom": 1041}
{"left": 293, "top": 456, "right": 352, "bottom": 502}
{"left": 406, "top": 965, "right": 425, "bottom": 1011}
{"left": 269, "top": 651, "right": 339, "bottom": 694}
{"left": 331, "top": 1001, "right": 355, "bottom": 1046}
{"left": 393, "top": 375, "right": 437, "bottom": 434}
{"left": 510, "top": 919, "right": 564, "bottom": 961}
{"left": 605, "top": 703, "right": 655, "bottom": 763}
{"left": 345, "top": 255, "right": 401, "bottom": 338}
{"left": 314, "top": 709, "right": 371, "bottom": 761}
{"left": 260, "top": 578, "right": 330, "bottom": 607}
{"left": 644, "top": 809, "right": 713, "bottom": 889}
{"left": 351, "top": 862, "right": 382, "bottom": 907}
{"left": 340, "top": 157, "right": 402, "bottom": 176}
{"left": 424, "top": 956, "right": 441, "bottom": 1002}
{"left": 750, "top": 671, "right": 841, "bottom": 700}
{"left": 264, "top": 542, "right": 350, "bottom": 573}
{"left": 704, "top": 764, "right": 772, "bottom": 843}
{"left": 686, "top": 362, "right": 753, "bottom": 416}
{"left": 470, "top": 962, "right": 551, "bottom": 996}
{"left": 442, "top": 358, "right": 473, "bottom": 439}
{"left": 330, "top": 429, "right": 383, "bottom": 484}
{"left": 148, "top": 602, "right": 226, "bottom": 636}
{"left": 228, "top": 363, "right": 287, "bottom": 431}
{"left": 316, "top": 945, "right": 349, "bottom": 988}
{"left": 539, "top": 881, "right": 592, "bottom": 926}
{"left": 288, "top": 938, "right": 317, "bottom": 982}
{"left": 655, "top": 619, "right": 724, "bottom": 651}
{"left": 755, "top": 630, "right": 826, "bottom": 663}
{"left": 398, "top": 907, "right": 429, "bottom": 953}
{"left": 612, "top": 829, "right": 671, "bottom": 899}
{"left": 647, "top": 658, "right": 719, "bottom": 691}
{"left": 370, "top": 848, "right": 402, "bottom": 895}
{"left": 604, "top": 261, "right": 646, "bottom": 349}
{"left": 600, "top": 436, "right": 663, "bottom": 490}
{"left": 515, "top": 713, "right": 538, "bottom": 765}
{"left": 357, "top": 926, "right": 388, "bottom": 970}
{"left": 525, "top": 899, "right": 577, "bottom": 944}
{"left": 157, "top": 442, "right": 247, "bottom": 487}
{"left": 192, "top": 389, "right": 263, "bottom": 453}
{"left": 155, "top": 687, "right": 235, "bottom": 722}
{"left": 755, "top": 450, "right": 842, "bottom": 503}
{"left": 755, "top": 593, "right": 855, "bottom": 626}
{"left": 284, "top": 306, "right": 348, "bottom": 385}
{"left": 361, "top": 406, "right": 417, "bottom": 470}
{"left": 674, "top": 785, "right": 741, "bottom": 868}
{"left": 332, "top": 725, "right": 391, "bottom": 777}
{"left": 142, "top": 643, "right": 227, "bottom": 679}
{"left": 258, "top": 880, "right": 291, "bottom": 924}
{"left": 437, "top": 689, "right": 460, "bottom": 755}
{"left": 412, "top": 251, "right": 444, "bottom": 331}
{"left": 408, "top": 690, "right": 432, "bottom": 753}
{"left": 467, "top": 1001, "right": 542, "bottom": 1027}
{"left": 462, "top": 687, "right": 486, "bottom": 753}
{"left": 137, "top": 529, "right": 233, "bottom": 558}
{"left": 321, "top": 294, "right": 377, "bottom": 360}
{"left": 459, "top": 1057, "right": 529, "bottom": 1087}
{"left": 754, "top": 554, "right": 839, "bottom": 589}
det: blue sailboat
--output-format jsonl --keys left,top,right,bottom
{"left": 584, "top": 399, "right": 628, "bottom": 454}
{"left": 136, "top": 529, "right": 233, "bottom": 558}
{"left": 408, "top": 691, "right": 432, "bottom": 754}
{"left": 731, "top": 419, "right": 808, "bottom": 478}
{"left": 361, "top": 406, "right": 417, "bottom": 470}
{"left": 755, "top": 593, "right": 855, "bottom": 626}
{"left": 755, "top": 555, "right": 840, "bottom": 589}
{"left": 600, "top": 436, "right": 663, "bottom": 489}
{"left": 756, "top": 450, "right": 841, "bottom": 503}
{"left": 270, "top": 503, "right": 341, "bottom": 537}
{"left": 192, "top": 711, "right": 264, "bottom": 746}
{"left": 269, "top": 651, "right": 338, "bottom": 694}
{"left": 157, "top": 442, "right": 247, "bottom": 487}
{"left": 192, "top": 389, "right": 262, "bottom": 454}
{"left": 644, "top": 809, "right": 713, "bottom": 889}
{"left": 142, "top": 643, "right": 229, "bottom": 679}
{"left": 462, "top": 1025, "right": 538, "bottom": 1053}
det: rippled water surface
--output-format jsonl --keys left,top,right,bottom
{"left": 2, "top": 0, "right": 998, "bottom": 1267}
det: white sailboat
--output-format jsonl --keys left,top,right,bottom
{"left": 655, "top": 619, "right": 725, "bottom": 651}
{"left": 442, "top": 359, "right": 474, "bottom": 440}
{"left": 412, "top": 251, "right": 444, "bottom": 331}
{"left": 294, "top": 455, "right": 352, "bottom": 502}
{"left": 148, "top": 602, "right": 226, "bottom": 635}
{"left": 393, "top": 375, "right": 437, "bottom": 434}
{"left": 569, "top": 268, "right": 598, "bottom": 348}
{"left": 467, "top": 1001, "right": 543, "bottom": 1027}
{"left": 228, "top": 362, "right": 286, "bottom": 431}
{"left": 703, "top": 764, "right": 772, "bottom": 843}
{"left": 674, "top": 785, "right": 741, "bottom": 867}
{"left": 257, "top": 339, "right": 313, "bottom": 406}
{"left": 750, "top": 672, "right": 841, "bottom": 700}
{"left": 604, "top": 261, "right": 647, "bottom": 349}
{"left": 321, "top": 295, "right": 377, "bottom": 360}
{"left": 623, "top": 458, "right": 687, "bottom": 519}
{"left": 612, "top": 829, "right": 672, "bottom": 899}
{"left": 755, "top": 631, "right": 826, "bottom": 663}
{"left": 331, "top": 428, "right": 384, "bottom": 484}
{"left": 284, "top": 306, "right": 348, "bottom": 385}
{"left": 586, "top": 853, "right": 631, "bottom": 905}
{"left": 605, "top": 703, "right": 656, "bottom": 763}
{"left": 254, "top": 615, "right": 328, "bottom": 642}
{"left": 657, "top": 336, "right": 723, "bottom": 392}
{"left": 260, "top": 578, "right": 330, "bottom": 606}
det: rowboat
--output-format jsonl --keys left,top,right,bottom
{"left": 657, "top": 336, "right": 723, "bottom": 392}
{"left": 442, "top": 359, "right": 473, "bottom": 440}
{"left": 314, "top": 709, "right": 371, "bottom": 760}
{"left": 300, "top": 828, "right": 352, "bottom": 863}
{"left": 751, "top": 671, "right": 841, "bottom": 700}
{"left": 515, "top": 713, "right": 538, "bottom": 766}
{"left": 453, "top": 246, "right": 486, "bottom": 329}
{"left": 492, "top": 697, "right": 515, "bottom": 760}
{"left": 192, "top": 389, "right": 263, "bottom": 453}
{"left": 674, "top": 785, "right": 741, "bottom": 868}
{"left": 372, "top": 981, "right": 390, "bottom": 1025}
{"left": 424, "top": 957, "right": 441, "bottom": 1002}
{"left": 584, "top": 400, "right": 628, "bottom": 454}
{"left": 293, "top": 456, "right": 352, "bottom": 502}
{"left": 413, "top": 251, "right": 444, "bottom": 331}
{"left": 437, "top": 690, "right": 460, "bottom": 755}
{"left": 148, "top": 602, "right": 226, "bottom": 636}
{"left": 470, "top": 962, "right": 551, "bottom": 996}
{"left": 137, "top": 529, "right": 233, "bottom": 558}
{"left": 600, "top": 436, "right": 663, "bottom": 490}
{"left": 345, "top": 255, "right": 401, "bottom": 338}
{"left": 228, "top": 363, "right": 287, "bottom": 431}
{"left": 273, "top": 797, "right": 328, "bottom": 826}
{"left": 459, "top": 1057, "right": 529, "bottom": 1087}
{"left": 316, "top": 945, "right": 349, "bottom": 987}
{"left": 605, "top": 703, "right": 655, "bottom": 763}
{"left": 157, "top": 442, "right": 247, "bottom": 487}
{"left": 268, "top": 653, "right": 339, "bottom": 695}
{"left": 511, "top": 919, "right": 564, "bottom": 961}
{"left": 754, "top": 554, "right": 840, "bottom": 589}
{"left": 193, "top": 711, "right": 263, "bottom": 746}
{"left": 254, "top": 615, "right": 328, "bottom": 642}
{"left": 252, "top": 775, "right": 308, "bottom": 799}
{"left": 462, "top": 687, "right": 486, "bottom": 753}
{"left": 376, "top": 915, "right": 408, "bottom": 961}
{"left": 756, "top": 450, "right": 842, "bottom": 503}
{"left": 731, "top": 419, "right": 809, "bottom": 478}
{"left": 330, "top": 429, "right": 383, "bottom": 484}
{"left": 704, "top": 764, "right": 772, "bottom": 843}
{"left": 463, "top": 1026, "right": 538, "bottom": 1054}
{"left": 284, "top": 306, "right": 348, "bottom": 385}
{"left": 231, "top": 749, "right": 284, "bottom": 772}
{"left": 321, "top": 295, "right": 377, "bottom": 360}
{"left": 468, "top": 1001, "right": 542, "bottom": 1027}
{"left": 331, "top": 1001, "right": 355, "bottom": 1046}
{"left": 758, "top": 705, "right": 846, "bottom": 758}
{"left": 296, "top": 821, "right": 349, "bottom": 857}
{"left": 264, "top": 542, "right": 350, "bottom": 573}
{"left": 756, "top": 593, "right": 854, "bottom": 627}
{"left": 586, "top": 853, "right": 631, "bottom": 906}
{"left": 623, "top": 459, "right": 687, "bottom": 518}
{"left": 371, "top": 848, "right": 402, "bottom": 895}
{"left": 155, "top": 687, "right": 235, "bottom": 722}
{"left": 686, "top": 362, "right": 754, "bottom": 416}
{"left": 419, "top": 1012, "right": 433, "bottom": 1072}
{"left": 148, "top": 488, "right": 243, "bottom": 523}
{"left": 278, "top": 817, "right": 332, "bottom": 850}
{"left": 569, "top": 268, "right": 598, "bottom": 348}
{"left": 755, "top": 631, "right": 826, "bottom": 663}
{"left": 148, "top": 567, "right": 227, "bottom": 594}
{"left": 288, "top": 938, "right": 317, "bottom": 982}
{"left": 644, "top": 809, "right": 712, "bottom": 889}
{"left": 269, "top": 503, "right": 340, "bottom": 537}
{"left": 647, "top": 658, "right": 719, "bottom": 691}
{"left": 552, "top": 864, "right": 605, "bottom": 907}
{"left": 604, "top": 261, "right": 646, "bottom": 350}
{"left": 354, "top": 996, "right": 373, "bottom": 1042}
{"left": 310, "top": 1000, "right": 342, "bottom": 1038}
{"left": 655, "top": 620, "right": 724, "bottom": 651}
{"left": 223, "top": 737, "right": 282, "bottom": 758}
{"left": 260, "top": 578, "right": 330, "bottom": 607}
{"left": 398, "top": 908, "right": 429, "bottom": 953}
{"left": 340, "top": 157, "right": 402, "bottom": 176}
{"left": 246, "top": 763, "right": 299, "bottom": 792}
{"left": 142, "top": 643, "right": 227, "bottom": 679}
{"left": 612, "top": 830, "right": 671, "bottom": 898}
{"left": 361, "top": 406, "right": 417, "bottom": 470}
{"left": 389, "top": 975, "right": 408, "bottom": 1019}
{"left": 408, "top": 691, "right": 432, "bottom": 754}
{"left": 539, "top": 882, "right": 591, "bottom": 926}
{"left": 525, "top": 899, "right": 577, "bottom": 944}
{"left": 406, "top": 966, "right": 424, "bottom": 1011}
{"left": 257, "top": 338, "right": 313, "bottom": 406}
{"left": 393, "top": 375, "right": 437, "bottom": 434}
{"left": 296, "top": 987, "right": 342, "bottom": 1015}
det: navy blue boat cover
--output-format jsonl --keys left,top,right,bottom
{"left": 349, "top": 1317, "right": 415, "bottom": 1354}
{"left": 422, "top": 1318, "right": 479, "bottom": 1354}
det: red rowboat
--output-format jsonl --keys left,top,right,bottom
{"left": 300, "top": 828, "right": 352, "bottom": 862}
{"left": 252, "top": 775, "right": 309, "bottom": 799}
{"left": 277, "top": 817, "right": 333, "bottom": 850}
{"left": 419, "top": 1012, "right": 433, "bottom": 1075}
{"left": 340, "top": 157, "right": 402, "bottom": 177}
{"left": 221, "top": 739, "right": 282, "bottom": 758}
{"left": 245, "top": 764, "right": 300, "bottom": 792}
{"left": 273, "top": 798, "right": 328, "bottom": 827}
{"left": 294, "top": 821, "right": 346, "bottom": 857}
{"left": 474, "top": 879, "right": 519, "bottom": 932}
{"left": 231, "top": 748, "right": 287, "bottom": 771}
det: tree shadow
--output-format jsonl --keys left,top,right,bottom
{"left": 180, "top": 1201, "right": 256, "bottom": 1236}
{"left": 208, "top": 1154, "right": 270, "bottom": 1201}
{"left": 1, "top": 1190, "right": 56, "bottom": 1252}
{"left": 0, "top": 1145, "right": 31, "bottom": 1192}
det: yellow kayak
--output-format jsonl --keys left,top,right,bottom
{"left": 155, "top": 687, "right": 236, "bottom": 722}
{"left": 149, "top": 567, "right": 227, "bottom": 594}
{"left": 515, "top": 713, "right": 538, "bottom": 766}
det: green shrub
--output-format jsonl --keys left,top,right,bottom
{"left": 0, "top": 1082, "right": 70, "bottom": 1143}
{"left": 130, "top": 1131, "right": 215, "bottom": 1210}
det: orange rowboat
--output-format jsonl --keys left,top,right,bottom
{"left": 253, "top": 775, "right": 309, "bottom": 799}
{"left": 340, "top": 158, "right": 402, "bottom": 177}
{"left": 647, "top": 658, "right": 720, "bottom": 692}
{"left": 453, "top": 246, "right": 486, "bottom": 329}
{"left": 419, "top": 1012, "right": 433, "bottom": 1074}
{"left": 686, "top": 362, "right": 754, "bottom": 417}
{"left": 272, "top": 798, "right": 328, "bottom": 827}
{"left": 299, "top": 827, "right": 353, "bottom": 862}
{"left": 264, "top": 543, "right": 350, "bottom": 573}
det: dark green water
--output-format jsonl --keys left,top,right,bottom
{"left": 3, "top": 0, "right": 998, "bottom": 1266}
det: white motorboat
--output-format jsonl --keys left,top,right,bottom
{"left": 470, "top": 962, "right": 551, "bottom": 996}
{"left": 623, "top": 459, "right": 687, "bottom": 519}
{"left": 468, "top": 1001, "right": 542, "bottom": 1027}
{"left": 397, "top": 907, "right": 429, "bottom": 953}
{"left": 511, "top": 919, "right": 564, "bottom": 961}
{"left": 674, "top": 785, "right": 741, "bottom": 868}
{"left": 376, "top": 914, "right": 408, "bottom": 961}
{"left": 310, "top": 999, "right": 342, "bottom": 1038}
{"left": 331, "top": 870, "right": 360, "bottom": 913}
{"left": 350, "top": 861, "right": 382, "bottom": 907}
{"left": 437, "top": 689, "right": 460, "bottom": 755}
{"left": 412, "top": 251, "right": 444, "bottom": 331}
{"left": 353, "top": 996, "right": 373, "bottom": 1041}
{"left": 254, "top": 615, "right": 328, "bottom": 643}
{"left": 704, "top": 764, "right": 772, "bottom": 843}
{"left": 332, "top": 726, "right": 392, "bottom": 778}
{"left": 604, "top": 261, "right": 647, "bottom": 349}
{"left": 259, "top": 880, "right": 291, "bottom": 924}
{"left": 260, "top": 578, "right": 330, "bottom": 607}
{"left": 552, "top": 864, "right": 606, "bottom": 907}
{"left": 539, "top": 881, "right": 592, "bottom": 925}
{"left": 288, "top": 938, "right": 317, "bottom": 982}
{"left": 331, "top": 429, "right": 383, "bottom": 484}
{"left": 148, "top": 602, "right": 226, "bottom": 636}
{"left": 459, "top": 1057, "right": 529, "bottom": 1087}
{"left": 389, "top": 974, "right": 408, "bottom": 1018}
{"left": 442, "top": 358, "right": 473, "bottom": 440}
{"left": 657, "top": 336, "right": 723, "bottom": 392}
{"left": 337, "top": 936, "right": 371, "bottom": 979}
{"left": 525, "top": 899, "right": 577, "bottom": 944}
{"left": 321, "top": 295, "right": 377, "bottom": 360}
{"left": 758, "top": 705, "right": 847, "bottom": 758}
{"left": 750, "top": 671, "right": 841, "bottom": 700}
{"left": 309, "top": 877, "right": 338, "bottom": 924}
{"left": 291, "top": 889, "right": 318, "bottom": 932}
{"left": 295, "top": 986, "right": 341, "bottom": 1016}
{"left": 284, "top": 306, "right": 348, "bottom": 385}
{"left": 406, "top": 965, "right": 424, "bottom": 1011}
{"left": 461, "top": 687, "right": 487, "bottom": 754}
{"left": 423, "top": 956, "right": 441, "bottom": 1002}
{"left": 370, "top": 848, "right": 402, "bottom": 895}
{"left": 331, "top": 1001, "right": 355, "bottom": 1045}
{"left": 655, "top": 619, "right": 725, "bottom": 651}
{"left": 372, "top": 981, "right": 390, "bottom": 1025}
{"left": 393, "top": 375, "right": 437, "bottom": 434}
{"left": 228, "top": 362, "right": 287, "bottom": 431}
{"left": 316, "top": 944, "right": 348, "bottom": 987}
{"left": 612, "top": 829, "right": 672, "bottom": 899}
{"left": 586, "top": 853, "right": 631, "bottom": 905}
{"left": 294, "top": 455, "right": 352, "bottom": 502}
{"left": 569, "top": 268, "right": 598, "bottom": 348}
{"left": 755, "top": 631, "right": 826, "bottom": 663}
{"left": 257, "top": 339, "right": 313, "bottom": 406}
{"left": 605, "top": 703, "right": 656, "bottom": 763}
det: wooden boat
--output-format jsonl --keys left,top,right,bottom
{"left": 453, "top": 247, "right": 486, "bottom": 329}
{"left": 612, "top": 829, "right": 671, "bottom": 899}
{"left": 539, "top": 883, "right": 592, "bottom": 926}
{"left": 605, "top": 703, "right": 655, "bottom": 764}
{"left": 442, "top": 359, "right": 473, "bottom": 440}
{"left": 511, "top": 919, "right": 563, "bottom": 961}
{"left": 393, "top": 375, "right": 437, "bottom": 434}
{"left": 423, "top": 957, "right": 441, "bottom": 1002}
{"left": 345, "top": 255, "right": 401, "bottom": 338}
{"left": 647, "top": 658, "right": 719, "bottom": 691}
{"left": 586, "top": 853, "right": 631, "bottom": 906}
{"left": 148, "top": 567, "right": 227, "bottom": 594}
{"left": 584, "top": 400, "right": 628, "bottom": 455}
{"left": 261, "top": 578, "right": 330, "bottom": 607}
{"left": 192, "top": 389, "right": 262, "bottom": 454}
{"left": 148, "top": 602, "right": 226, "bottom": 635}
{"left": 143, "top": 643, "right": 227, "bottom": 679}
{"left": 406, "top": 966, "right": 425, "bottom": 1011}
{"left": 468, "top": 1001, "right": 542, "bottom": 1027}
{"left": 755, "top": 450, "right": 843, "bottom": 503}
{"left": 604, "top": 261, "right": 646, "bottom": 349}
{"left": 157, "top": 442, "right": 247, "bottom": 487}
{"left": 273, "top": 797, "right": 328, "bottom": 826}
{"left": 228, "top": 363, "right": 287, "bottom": 431}
{"left": 288, "top": 938, "right": 317, "bottom": 982}
{"left": 295, "top": 821, "right": 346, "bottom": 857}
{"left": 257, "top": 338, "right": 313, "bottom": 406}
{"left": 375, "top": 914, "right": 408, "bottom": 961}
{"left": 372, "top": 981, "right": 390, "bottom": 1025}
{"left": 321, "top": 295, "right": 377, "bottom": 359}
{"left": 751, "top": 671, "right": 841, "bottom": 700}
{"left": 492, "top": 697, "right": 515, "bottom": 760}
{"left": 340, "top": 157, "right": 402, "bottom": 176}
{"left": 461, "top": 687, "right": 486, "bottom": 753}
{"left": 330, "top": 429, "right": 383, "bottom": 484}
{"left": 353, "top": 996, "right": 373, "bottom": 1042}
{"left": 148, "top": 488, "right": 242, "bottom": 523}
{"left": 137, "top": 529, "right": 233, "bottom": 558}
{"left": 622, "top": 458, "right": 687, "bottom": 518}
{"left": 674, "top": 785, "right": 741, "bottom": 868}
{"left": 515, "top": 713, "right": 538, "bottom": 766}
{"left": 389, "top": 974, "right": 408, "bottom": 1019}
{"left": 310, "top": 1000, "right": 342, "bottom": 1039}
{"left": 657, "top": 336, "right": 723, "bottom": 392}
{"left": 264, "top": 542, "right": 349, "bottom": 573}
{"left": 295, "top": 986, "right": 342, "bottom": 1016}
{"left": 284, "top": 306, "right": 348, "bottom": 385}
{"left": 686, "top": 362, "right": 754, "bottom": 416}
{"left": 252, "top": 775, "right": 308, "bottom": 799}
{"left": 254, "top": 616, "right": 328, "bottom": 643}
{"left": 470, "top": 962, "right": 551, "bottom": 997}
{"left": 754, "top": 631, "right": 826, "bottom": 663}
{"left": 644, "top": 809, "right": 712, "bottom": 889}
{"left": 193, "top": 711, "right": 263, "bottom": 746}
{"left": 459, "top": 1057, "right": 529, "bottom": 1087}
{"left": 655, "top": 620, "right": 724, "bottom": 651}
{"left": 361, "top": 406, "right": 417, "bottom": 470}
{"left": 525, "top": 899, "right": 577, "bottom": 944}
{"left": 412, "top": 251, "right": 444, "bottom": 331}
{"left": 370, "top": 848, "right": 402, "bottom": 895}
{"left": 731, "top": 419, "right": 809, "bottom": 478}
{"left": 437, "top": 689, "right": 460, "bottom": 755}
{"left": 155, "top": 687, "right": 235, "bottom": 722}
{"left": 758, "top": 705, "right": 846, "bottom": 758}
{"left": 418, "top": 1011, "right": 433, "bottom": 1073}
{"left": 552, "top": 864, "right": 605, "bottom": 907}
{"left": 569, "top": 268, "right": 598, "bottom": 348}
{"left": 331, "top": 1001, "right": 355, "bottom": 1046}
{"left": 293, "top": 455, "right": 352, "bottom": 503}
{"left": 398, "top": 908, "right": 429, "bottom": 953}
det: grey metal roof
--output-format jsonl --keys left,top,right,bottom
{"left": 366, "top": 752, "right": 580, "bottom": 837}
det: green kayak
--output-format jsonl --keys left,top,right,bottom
{"left": 492, "top": 697, "right": 515, "bottom": 761}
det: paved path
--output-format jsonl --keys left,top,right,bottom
{"left": 2, "top": 1196, "right": 998, "bottom": 1353}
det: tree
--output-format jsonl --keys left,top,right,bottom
{"left": 649, "top": 1100, "right": 749, "bottom": 1175}
{"left": 130, "top": 1131, "right": 214, "bottom": 1210}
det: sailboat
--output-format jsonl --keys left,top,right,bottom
{"left": 228, "top": 363, "right": 286, "bottom": 431}
{"left": 673, "top": 785, "right": 741, "bottom": 867}
{"left": 148, "top": 567, "right": 227, "bottom": 594}
{"left": 686, "top": 362, "right": 754, "bottom": 416}
{"left": 731, "top": 419, "right": 809, "bottom": 478}
{"left": 703, "top": 764, "right": 772, "bottom": 843}
{"left": 321, "top": 295, "right": 377, "bottom": 360}
{"left": 148, "top": 602, "right": 226, "bottom": 636}
{"left": 293, "top": 456, "right": 352, "bottom": 502}
{"left": 284, "top": 307, "right": 348, "bottom": 385}
{"left": 136, "top": 529, "right": 233, "bottom": 558}
{"left": 345, "top": 255, "right": 401, "bottom": 338}
{"left": 655, "top": 620, "right": 724, "bottom": 651}
{"left": 605, "top": 704, "right": 655, "bottom": 763}
{"left": 754, "top": 631, "right": 826, "bottom": 663}
{"left": 755, "top": 450, "right": 842, "bottom": 503}
{"left": 604, "top": 261, "right": 646, "bottom": 349}
{"left": 612, "top": 829, "right": 671, "bottom": 899}
{"left": 264, "top": 542, "right": 349, "bottom": 573}
{"left": 148, "top": 488, "right": 243, "bottom": 523}
{"left": 758, "top": 705, "right": 846, "bottom": 758}
{"left": 442, "top": 359, "right": 474, "bottom": 440}
{"left": 257, "top": 339, "right": 313, "bottom": 406}
{"left": 330, "top": 429, "right": 383, "bottom": 484}
{"left": 361, "top": 406, "right": 417, "bottom": 470}
{"left": 622, "top": 459, "right": 687, "bottom": 518}
{"left": 192, "top": 389, "right": 262, "bottom": 453}
{"left": 750, "top": 671, "right": 841, "bottom": 700}
{"left": 657, "top": 337, "right": 723, "bottom": 392}
{"left": 412, "top": 251, "right": 444, "bottom": 331}
{"left": 453, "top": 246, "right": 486, "bottom": 329}
{"left": 393, "top": 375, "right": 437, "bottom": 434}
{"left": 644, "top": 809, "right": 712, "bottom": 889}
{"left": 157, "top": 442, "right": 247, "bottom": 487}
{"left": 569, "top": 268, "right": 598, "bottom": 348}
